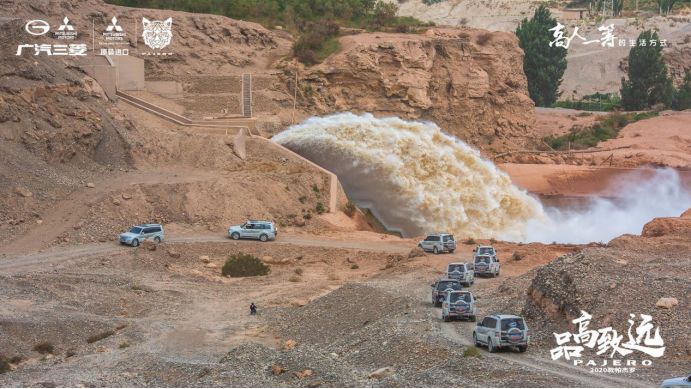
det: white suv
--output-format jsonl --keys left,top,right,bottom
{"left": 228, "top": 220, "right": 277, "bottom": 242}
{"left": 119, "top": 224, "right": 164, "bottom": 247}
{"left": 418, "top": 233, "right": 456, "bottom": 254}
{"left": 446, "top": 262, "right": 474, "bottom": 286}
{"left": 473, "top": 314, "right": 529, "bottom": 353}
{"left": 473, "top": 254, "right": 500, "bottom": 277}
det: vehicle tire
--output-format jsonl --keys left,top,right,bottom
{"left": 473, "top": 333, "right": 480, "bottom": 347}
{"left": 132, "top": 239, "right": 139, "bottom": 247}
{"left": 518, "top": 345, "right": 528, "bottom": 353}
{"left": 488, "top": 339, "right": 496, "bottom": 353}
{"left": 442, "top": 314, "right": 449, "bottom": 322}
{"left": 231, "top": 232, "right": 240, "bottom": 240}
{"left": 154, "top": 236, "right": 161, "bottom": 243}
{"left": 449, "top": 249, "right": 455, "bottom": 254}
{"left": 259, "top": 234, "right": 268, "bottom": 242}
{"left": 433, "top": 246, "right": 439, "bottom": 254}
{"left": 470, "top": 315, "right": 476, "bottom": 322}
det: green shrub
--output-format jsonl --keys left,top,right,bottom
{"left": 87, "top": 330, "right": 115, "bottom": 344}
{"left": 463, "top": 238, "right": 476, "bottom": 245}
{"left": 511, "top": 252, "right": 524, "bottom": 261}
{"left": 0, "top": 356, "right": 10, "bottom": 374}
{"left": 463, "top": 346, "right": 482, "bottom": 358}
{"left": 289, "top": 274, "right": 301, "bottom": 282}
{"left": 315, "top": 202, "right": 326, "bottom": 214}
{"left": 350, "top": 263, "right": 359, "bottom": 270}
{"left": 119, "top": 342, "right": 130, "bottom": 349}
{"left": 33, "top": 342, "right": 54, "bottom": 354}
{"left": 544, "top": 111, "right": 658, "bottom": 150}
{"left": 222, "top": 252, "right": 270, "bottom": 277}
{"left": 294, "top": 267, "right": 304, "bottom": 275}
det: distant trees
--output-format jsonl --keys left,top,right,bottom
{"left": 620, "top": 30, "right": 674, "bottom": 110}
{"left": 515, "top": 5, "right": 567, "bottom": 107}
{"left": 672, "top": 72, "right": 691, "bottom": 110}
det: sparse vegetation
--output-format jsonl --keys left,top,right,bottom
{"left": 294, "top": 267, "right": 304, "bottom": 275}
{"left": 350, "top": 263, "right": 360, "bottom": 270}
{"left": 0, "top": 356, "right": 10, "bottom": 374}
{"left": 344, "top": 200, "right": 358, "bottom": 217}
{"left": 33, "top": 342, "right": 54, "bottom": 354}
{"left": 298, "top": 195, "right": 307, "bottom": 204}
{"left": 327, "top": 272, "right": 340, "bottom": 281}
{"left": 222, "top": 252, "right": 271, "bottom": 277}
{"left": 65, "top": 350, "right": 76, "bottom": 358}
{"left": 315, "top": 202, "right": 326, "bottom": 214}
{"left": 87, "top": 330, "right": 116, "bottom": 344}
{"left": 463, "top": 238, "right": 476, "bottom": 245}
{"left": 511, "top": 251, "right": 524, "bottom": 261}
{"left": 119, "top": 342, "right": 130, "bottom": 349}
{"left": 476, "top": 32, "right": 492, "bottom": 45}
{"left": 463, "top": 346, "right": 482, "bottom": 358}
{"left": 672, "top": 71, "right": 691, "bottom": 110}
{"left": 289, "top": 274, "right": 301, "bottom": 282}
{"left": 544, "top": 111, "right": 658, "bottom": 150}
{"left": 553, "top": 92, "right": 622, "bottom": 112}
{"left": 312, "top": 184, "right": 320, "bottom": 194}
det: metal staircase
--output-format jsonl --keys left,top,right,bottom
{"left": 242, "top": 73, "right": 252, "bottom": 118}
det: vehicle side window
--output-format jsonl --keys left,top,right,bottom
{"left": 263, "top": 224, "right": 270, "bottom": 229}
{"left": 424, "top": 235, "right": 434, "bottom": 241}
{"left": 485, "top": 318, "right": 496, "bottom": 328}
{"left": 142, "top": 228, "right": 153, "bottom": 234}
{"left": 246, "top": 224, "right": 254, "bottom": 229}
{"left": 152, "top": 227, "right": 161, "bottom": 233}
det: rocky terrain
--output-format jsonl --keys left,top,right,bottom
{"left": 289, "top": 27, "right": 538, "bottom": 151}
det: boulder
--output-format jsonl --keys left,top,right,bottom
{"left": 14, "top": 186, "right": 33, "bottom": 197}
{"left": 271, "top": 364, "right": 285, "bottom": 375}
{"left": 167, "top": 249, "right": 181, "bottom": 258}
{"left": 294, "top": 369, "right": 312, "bottom": 379}
{"left": 86, "top": 182, "right": 95, "bottom": 188}
{"left": 283, "top": 339, "right": 297, "bottom": 350}
{"left": 199, "top": 255, "right": 210, "bottom": 264}
{"left": 408, "top": 246, "right": 425, "bottom": 258}
{"left": 141, "top": 240, "right": 157, "bottom": 251}
{"left": 655, "top": 297, "right": 678, "bottom": 309}
{"left": 368, "top": 367, "right": 393, "bottom": 379}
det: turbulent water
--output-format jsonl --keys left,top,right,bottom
{"left": 275, "top": 113, "right": 691, "bottom": 244}
{"left": 274, "top": 113, "right": 544, "bottom": 240}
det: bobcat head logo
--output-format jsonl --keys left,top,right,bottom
{"left": 142, "top": 17, "right": 172, "bottom": 50}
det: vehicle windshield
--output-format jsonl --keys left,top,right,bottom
{"left": 129, "top": 227, "right": 142, "bottom": 234}
{"left": 450, "top": 293, "right": 471, "bottom": 303}
{"left": 501, "top": 318, "right": 526, "bottom": 331}
{"left": 475, "top": 256, "right": 491, "bottom": 263}
{"left": 436, "top": 281, "right": 460, "bottom": 290}
{"left": 448, "top": 264, "right": 465, "bottom": 273}
{"left": 478, "top": 247, "right": 494, "bottom": 255}
{"left": 443, "top": 235, "right": 455, "bottom": 242}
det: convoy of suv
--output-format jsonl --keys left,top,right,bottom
{"left": 429, "top": 243, "right": 531, "bottom": 353}
{"left": 117, "top": 223, "right": 527, "bottom": 354}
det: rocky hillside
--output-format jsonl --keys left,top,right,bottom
{"left": 289, "top": 28, "right": 537, "bottom": 151}
{"left": 522, "top": 208, "right": 690, "bottom": 361}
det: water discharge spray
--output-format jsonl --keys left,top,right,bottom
{"left": 274, "top": 113, "right": 544, "bottom": 240}
{"left": 275, "top": 113, "right": 691, "bottom": 244}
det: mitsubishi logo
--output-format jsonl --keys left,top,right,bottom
{"left": 58, "top": 17, "right": 74, "bottom": 31}
{"left": 106, "top": 16, "right": 123, "bottom": 32}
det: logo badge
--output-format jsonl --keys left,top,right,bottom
{"left": 25, "top": 20, "right": 50, "bottom": 36}
{"left": 58, "top": 17, "right": 74, "bottom": 31}
{"left": 106, "top": 16, "right": 123, "bottom": 32}
{"left": 142, "top": 17, "right": 172, "bottom": 50}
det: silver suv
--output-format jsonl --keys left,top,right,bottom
{"left": 473, "top": 314, "right": 529, "bottom": 353}
{"left": 475, "top": 245, "right": 496, "bottom": 257}
{"left": 119, "top": 223, "right": 164, "bottom": 247}
{"left": 473, "top": 254, "right": 500, "bottom": 277}
{"left": 441, "top": 290, "right": 476, "bottom": 322}
{"left": 228, "top": 220, "right": 277, "bottom": 242}
{"left": 419, "top": 233, "right": 456, "bottom": 254}
{"left": 447, "top": 262, "right": 474, "bottom": 286}
{"left": 430, "top": 279, "right": 462, "bottom": 307}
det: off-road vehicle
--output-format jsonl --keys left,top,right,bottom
{"left": 418, "top": 233, "right": 456, "bottom": 254}
{"left": 119, "top": 223, "right": 164, "bottom": 247}
{"left": 441, "top": 290, "right": 476, "bottom": 322}
{"left": 228, "top": 220, "right": 277, "bottom": 242}
{"left": 430, "top": 279, "right": 462, "bottom": 307}
{"left": 474, "top": 245, "right": 496, "bottom": 257}
{"left": 446, "top": 262, "right": 474, "bottom": 286}
{"left": 473, "top": 314, "right": 529, "bottom": 353}
{"left": 473, "top": 254, "right": 500, "bottom": 277}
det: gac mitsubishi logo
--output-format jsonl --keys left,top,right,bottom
{"left": 25, "top": 20, "right": 50, "bottom": 36}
